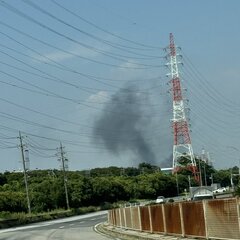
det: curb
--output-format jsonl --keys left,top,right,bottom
{"left": 95, "top": 223, "right": 188, "bottom": 240}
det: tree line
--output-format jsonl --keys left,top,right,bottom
{"left": 0, "top": 161, "right": 239, "bottom": 214}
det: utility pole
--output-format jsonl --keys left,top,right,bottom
{"left": 188, "top": 175, "right": 191, "bottom": 190}
{"left": 210, "top": 173, "right": 214, "bottom": 185}
{"left": 201, "top": 148, "right": 207, "bottom": 186}
{"left": 238, "top": 159, "right": 240, "bottom": 185}
{"left": 198, "top": 158, "right": 203, "bottom": 186}
{"left": 226, "top": 146, "right": 240, "bottom": 187}
{"left": 19, "top": 131, "right": 31, "bottom": 214}
{"left": 176, "top": 172, "right": 179, "bottom": 196}
{"left": 59, "top": 142, "right": 70, "bottom": 210}
{"left": 203, "top": 163, "right": 207, "bottom": 186}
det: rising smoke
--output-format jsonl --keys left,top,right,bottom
{"left": 93, "top": 85, "right": 156, "bottom": 165}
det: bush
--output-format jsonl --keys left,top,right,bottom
{"left": 0, "top": 206, "right": 100, "bottom": 229}
{"left": 100, "top": 202, "right": 113, "bottom": 210}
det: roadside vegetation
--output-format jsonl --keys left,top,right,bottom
{"left": 0, "top": 160, "right": 239, "bottom": 225}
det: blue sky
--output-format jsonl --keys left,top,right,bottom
{"left": 0, "top": 0, "right": 240, "bottom": 172}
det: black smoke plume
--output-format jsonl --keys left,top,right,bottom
{"left": 93, "top": 85, "right": 156, "bottom": 164}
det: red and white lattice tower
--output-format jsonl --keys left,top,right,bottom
{"left": 166, "top": 33, "right": 197, "bottom": 176}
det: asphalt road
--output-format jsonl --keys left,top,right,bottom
{"left": 0, "top": 211, "right": 115, "bottom": 240}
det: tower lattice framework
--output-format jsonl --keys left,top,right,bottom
{"left": 166, "top": 33, "right": 197, "bottom": 176}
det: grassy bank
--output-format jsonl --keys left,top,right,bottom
{"left": 0, "top": 206, "right": 98, "bottom": 229}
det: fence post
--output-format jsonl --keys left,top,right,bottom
{"left": 179, "top": 202, "right": 185, "bottom": 237}
{"left": 203, "top": 200, "right": 209, "bottom": 239}
{"left": 113, "top": 210, "right": 115, "bottom": 226}
{"left": 108, "top": 210, "right": 111, "bottom": 225}
{"left": 162, "top": 204, "right": 167, "bottom": 234}
{"left": 148, "top": 205, "right": 153, "bottom": 233}
{"left": 130, "top": 207, "right": 133, "bottom": 229}
{"left": 123, "top": 207, "right": 127, "bottom": 228}
{"left": 138, "top": 206, "right": 142, "bottom": 231}
{"left": 237, "top": 198, "right": 240, "bottom": 235}
{"left": 119, "top": 208, "right": 122, "bottom": 228}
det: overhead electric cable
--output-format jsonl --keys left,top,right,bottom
{"left": 0, "top": 1, "right": 162, "bottom": 69}
{"left": 50, "top": 0, "right": 161, "bottom": 50}
{"left": 0, "top": 22, "right": 164, "bottom": 82}
{"left": 23, "top": 0, "right": 164, "bottom": 57}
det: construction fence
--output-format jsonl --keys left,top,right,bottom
{"left": 108, "top": 198, "right": 240, "bottom": 240}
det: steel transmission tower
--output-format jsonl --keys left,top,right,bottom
{"left": 166, "top": 33, "right": 197, "bottom": 177}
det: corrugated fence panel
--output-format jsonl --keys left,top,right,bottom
{"left": 115, "top": 208, "right": 121, "bottom": 227}
{"left": 108, "top": 198, "right": 240, "bottom": 239}
{"left": 120, "top": 208, "right": 125, "bottom": 227}
{"left": 111, "top": 209, "right": 117, "bottom": 226}
{"left": 125, "top": 207, "right": 133, "bottom": 229}
{"left": 131, "top": 207, "right": 141, "bottom": 230}
{"left": 205, "top": 198, "right": 240, "bottom": 240}
{"left": 150, "top": 205, "right": 165, "bottom": 233}
{"left": 111, "top": 209, "right": 114, "bottom": 226}
{"left": 108, "top": 210, "right": 112, "bottom": 225}
{"left": 181, "top": 201, "right": 206, "bottom": 238}
{"left": 140, "top": 206, "right": 151, "bottom": 231}
{"left": 164, "top": 203, "right": 182, "bottom": 235}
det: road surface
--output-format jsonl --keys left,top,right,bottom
{"left": 0, "top": 211, "right": 114, "bottom": 240}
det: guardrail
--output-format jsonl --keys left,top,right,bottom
{"left": 108, "top": 198, "right": 240, "bottom": 239}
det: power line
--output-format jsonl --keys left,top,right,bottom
{"left": 24, "top": 0, "right": 163, "bottom": 58}
{"left": 182, "top": 51, "right": 240, "bottom": 109}
{"left": 0, "top": 38, "right": 164, "bottom": 95}
{"left": 0, "top": 21, "right": 164, "bottom": 82}
{"left": 50, "top": 0, "right": 161, "bottom": 50}
{"left": 0, "top": 1, "right": 162, "bottom": 69}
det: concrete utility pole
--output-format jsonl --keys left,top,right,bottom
{"left": 227, "top": 146, "right": 240, "bottom": 186}
{"left": 198, "top": 158, "right": 203, "bottom": 186}
{"left": 188, "top": 175, "right": 191, "bottom": 190}
{"left": 19, "top": 131, "right": 31, "bottom": 214}
{"left": 210, "top": 173, "right": 214, "bottom": 185}
{"left": 59, "top": 142, "right": 70, "bottom": 210}
{"left": 176, "top": 172, "right": 179, "bottom": 196}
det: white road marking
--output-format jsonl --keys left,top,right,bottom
{"left": 0, "top": 211, "right": 107, "bottom": 233}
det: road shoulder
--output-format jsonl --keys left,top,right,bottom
{"left": 96, "top": 222, "right": 199, "bottom": 240}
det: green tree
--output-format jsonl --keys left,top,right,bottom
{"left": 0, "top": 191, "right": 27, "bottom": 212}
{"left": 68, "top": 176, "right": 93, "bottom": 207}
{"left": 31, "top": 178, "right": 65, "bottom": 212}
{"left": 91, "top": 176, "right": 129, "bottom": 204}
{"left": 0, "top": 173, "right": 7, "bottom": 185}
{"left": 213, "top": 170, "right": 231, "bottom": 187}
